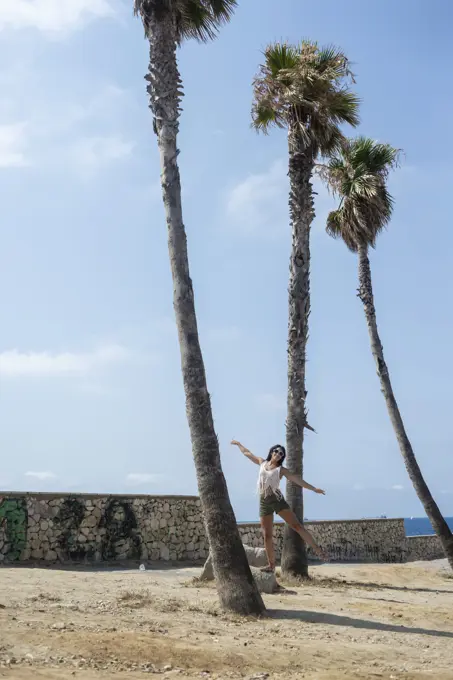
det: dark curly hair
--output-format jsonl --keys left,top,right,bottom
{"left": 266, "top": 444, "right": 286, "bottom": 467}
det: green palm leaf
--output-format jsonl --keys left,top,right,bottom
{"left": 321, "top": 137, "right": 399, "bottom": 252}
{"left": 251, "top": 40, "right": 360, "bottom": 154}
{"left": 134, "top": 0, "right": 237, "bottom": 42}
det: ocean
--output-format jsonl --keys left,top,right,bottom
{"left": 239, "top": 517, "right": 453, "bottom": 535}
{"left": 405, "top": 516, "right": 453, "bottom": 536}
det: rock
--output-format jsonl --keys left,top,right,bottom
{"left": 52, "top": 622, "right": 67, "bottom": 630}
{"left": 45, "top": 550, "right": 57, "bottom": 561}
{"left": 249, "top": 567, "right": 280, "bottom": 594}
{"left": 160, "top": 545, "right": 170, "bottom": 561}
{"left": 84, "top": 515, "right": 98, "bottom": 528}
{"left": 200, "top": 544, "right": 268, "bottom": 581}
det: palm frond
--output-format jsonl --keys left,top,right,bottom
{"left": 264, "top": 42, "right": 300, "bottom": 76}
{"left": 313, "top": 44, "right": 355, "bottom": 81}
{"left": 134, "top": 0, "right": 237, "bottom": 43}
{"left": 349, "top": 137, "right": 400, "bottom": 176}
{"left": 251, "top": 39, "right": 360, "bottom": 155}
{"left": 321, "top": 136, "right": 400, "bottom": 251}
{"left": 323, "top": 88, "right": 361, "bottom": 127}
{"left": 326, "top": 209, "right": 344, "bottom": 240}
{"left": 180, "top": 0, "right": 236, "bottom": 41}
{"left": 251, "top": 102, "right": 284, "bottom": 133}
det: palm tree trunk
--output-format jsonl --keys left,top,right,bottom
{"left": 144, "top": 12, "right": 265, "bottom": 613}
{"left": 357, "top": 244, "right": 453, "bottom": 569}
{"left": 281, "top": 128, "right": 315, "bottom": 579}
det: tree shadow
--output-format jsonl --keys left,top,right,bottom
{"left": 269, "top": 608, "right": 453, "bottom": 638}
{"left": 316, "top": 577, "right": 453, "bottom": 596}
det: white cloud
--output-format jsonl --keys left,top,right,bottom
{"left": 227, "top": 160, "right": 287, "bottom": 235}
{"left": 391, "top": 484, "right": 404, "bottom": 491}
{"left": 226, "top": 159, "right": 335, "bottom": 237}
{"left": 37, "top": 85, "right": 129, "bottom": 140}
{"left": 0, "top": 0, "right": 115, "bottom": 34}
{"left": 70, "top": 135, "right": 133, "bottom": 174}
{"left": 0, "top": 72, "right": 133, "bottom": 172}
{"left": 256, "top": 393, "right": 286, "bottom": 411}
{"left": 0, "top": 122, "right": 29, "bottom": 167}
{"left": 25, "top": 471, "right": 57, "bottom": 481}
{"left": 0, "top": 344, "right": 129, "bottom": 378}
{"left": 125, "top": 473, "right": 164, "bottom": 487}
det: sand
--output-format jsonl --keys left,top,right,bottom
{"left": 0, "top": 559, "right": 452, "bottom": 679}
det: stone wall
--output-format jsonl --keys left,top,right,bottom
{"left": 0, "top": 492, "right": 444, "bottom": 564}
{"left": 405, "top": 534, "right": 444, "bottom": 562}
{"left": 0, "top": 493, "right": 206, "bottom": 563}
{"left": 239, "top": 518, "right": 408, "bottom": 563}
{"left": 239, "top": 519, "right": 444, "bottom": 563}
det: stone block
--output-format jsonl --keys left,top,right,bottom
{"left": 200, "top": 544, "right": 268, "bottom": 581}
{"left": 250, "top": 567, "right": 280, "bottom": 594}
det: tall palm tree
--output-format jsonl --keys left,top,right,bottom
{"left": 322, "top": 136, "right": 453, "bottom": 569}
{"left": 134, "top": 0, "right": 265, "bottom": 614}
{"left": 252, "top": 42, "right": 360, "bottom": 578}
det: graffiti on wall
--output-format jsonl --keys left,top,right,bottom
{"left": 0, "top": 497, "right": 144, "bottom": 563}
{"left": 54, "top": 498, "right": 95, "bottom": 561}
{"left": 0, "top": 497, "right": 28, "bottom": 561}
{"left": 53, "top": 499, "right": 142, "bottom": 561}
{"left": 100, "top": 500, "right": 142, "bottom": 560}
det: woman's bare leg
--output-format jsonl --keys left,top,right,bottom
{"left": 278, "top": 509, "right": 329, "bottom": 562}
{"left": 260, "top": 514, "right": 275, "bottom": 571}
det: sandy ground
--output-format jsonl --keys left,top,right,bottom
{"left": 0, "top": 560, "right": 453, "bottom": 680}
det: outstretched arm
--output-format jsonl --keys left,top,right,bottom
{"left": 231, "top": 440, "right": 264, "bottom": 466}
{"left": 281, "top": 468, "right": 325, "bottom": 494}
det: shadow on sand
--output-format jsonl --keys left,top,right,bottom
{"left": 315, "top": 577, "right": 453, "bottom": 597}
{"left": 269, "top": 607, "right": 453, "bottom": 639}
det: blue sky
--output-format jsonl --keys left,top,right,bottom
{"left": 1, "top": 0, "right": 452, "bottom": 521}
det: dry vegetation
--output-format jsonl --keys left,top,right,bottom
{"left": 0, "top": 560, "right": 453, "bottom": 679}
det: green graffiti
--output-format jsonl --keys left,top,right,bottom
{"left": 0, "top": 497, "right": 28, "bottom": 561}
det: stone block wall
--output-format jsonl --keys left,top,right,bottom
{"left": 405, "top": 534, "right": 444, "bottom": 562}
{"left": 0, "top": 492, "right": 444, "bottom": 564}
{"left": 0, "top": 493, "right": 206, "bottom": 563}
{"left": 239, "top": 518, "right": 409, "bottom": 563}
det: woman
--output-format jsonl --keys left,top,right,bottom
{"left": 231, "top": 440, "right": 328, "bottom": 570}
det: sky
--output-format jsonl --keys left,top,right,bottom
{"left": 1, "top": 0, "right": 452, "bottom": 522}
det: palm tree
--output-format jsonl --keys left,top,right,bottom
{"left": 252, "top": 42, "right": 360, "bottom": 578}
{"left": 133, "top": 0, "right": 265, "bottom": 614}
{"left": 322, "top": 137, "right": 453, "bottom": 569}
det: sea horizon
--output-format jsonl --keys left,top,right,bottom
{"left": 238, "top": 516, "right": 453, "bottom": 537}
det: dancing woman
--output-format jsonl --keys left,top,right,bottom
{"left": 231, "top": 440, "right": 329, "bottom": 571}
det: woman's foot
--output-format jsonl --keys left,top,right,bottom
{"left": 315, "top": 547, "right": 329, "bottom": 562}
{"left": 260, "top": 564, "right": 275, "bottom": 573}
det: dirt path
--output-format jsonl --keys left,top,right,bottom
{"left": 1, "top": 560, "right": 452, "bottom": 679}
